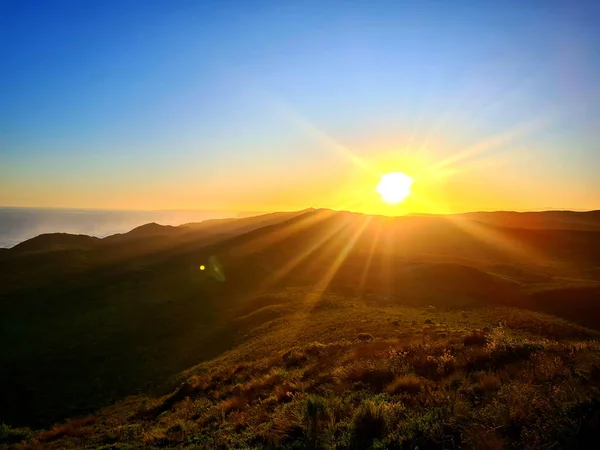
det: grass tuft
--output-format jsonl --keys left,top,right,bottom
{"left": 352, "top": 400, "right": 386, "bottom": 444}
{"left": 38, "top": 416, "right": 96, "bottom": 441}
{"left": 304, "top": 394, "right": 331, "bottom": 439}
{"left": 386, "top": 375, "right": 424, "bottom": 394}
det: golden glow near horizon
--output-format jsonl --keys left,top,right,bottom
{"left": 376, "top": 172, "right": 413, "bottom": 205}
{"left": 7, "top": 115, "right": 588, "bottom": 215}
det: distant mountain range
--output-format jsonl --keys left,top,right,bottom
{"left": 2, "top": 207, "right": 599, "bottom": 250}
{"left": 0, "top": 207, "right": 276, "bottom": 248}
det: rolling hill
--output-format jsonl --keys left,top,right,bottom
{"left": 1, "top": 209, "right": 600, "bottom": 448}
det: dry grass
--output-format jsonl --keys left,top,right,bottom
{"left": 465, "top": 425, "right": 505, "bottom": 449}
{"left": 478, "top": 373, "right": 501, "bottom": 392}
{"left": 217, "top": 395, "right": 248, "bottom": 414}
{"left": 282, "top": 348, "right": 307, "bottom": 368}
{"left": 407, "top": 352, "right": 440, "bottom": 379}
{"left": 140, "top": 427, "right": 168, "bottom": 446}
{"left": 25, "top": 302, "right": 600, "bottom": 449}
{"left": 463, "top": 330, "right": 488, "bottom": 346}
{"left": 243, "top": 369, "right": 286, "bottom": 398}
{"left": 38, "top": 416, "right": 96, "bottom": 441}
{"left": 386, "top": 374, "right": 424, "bottom": 394}
{"left": 346, "top": 363, "right": 395, "bottom": 391}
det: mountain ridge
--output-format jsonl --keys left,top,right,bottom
{"left": 6, "top": 207, "right": 600, "bottom": 253}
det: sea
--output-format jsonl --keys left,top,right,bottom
{"left": 0, "top": 207, "right": 236, "bottom": 248}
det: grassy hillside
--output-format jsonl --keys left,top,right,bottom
{"left": 1, "top": 209, "right": 600, "bottom": 448}
{"left": 5, "top": 291, "right": 600, "bottom": 449}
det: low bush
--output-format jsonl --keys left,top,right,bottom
{"left": 479, "top": 373, "right": 501, "bottom": 392}
{"left": 407, "top": 353, "right": 440, "bottom": 379}
{"left": 386, "top": 375, "right": 423, "bottom": 394}
{"left": 352, "top": 400, "right": 386, "bottom": 444}
{"left": 304, "top": 395, "right": 331, "bottom": 430}
{"left": 217, "top": 395, "right": 247, "bottom": 414}
{"left": 463, "top": 331, "right": 487, "bottom": 346}
{"left": 282, "top": 348, "right": 307, "bottom": 368}
{"left": 346, "top": 364, "right": 395, "bottom": 391}
{"left": 357, "top": 333, "right": 374, "bottom": 342}
{"left": 0, "top": 423, "right": 33, "bottom": 444}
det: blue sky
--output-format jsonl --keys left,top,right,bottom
{"left": 1, "top": 0, "right": 599, "bottom": 212}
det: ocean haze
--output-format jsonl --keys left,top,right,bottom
{"left": 0, "top": 207, "right": 236, "bottom": 248}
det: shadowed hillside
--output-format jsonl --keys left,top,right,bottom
{"left": 11, "top": 233, "right": 102, "bottom": 254}
{"left": 412, "top": 210, "right": 600, "bottom": 231}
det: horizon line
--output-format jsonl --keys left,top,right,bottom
{"left": 1, "top": 205, "right": 598, "bottom": 215}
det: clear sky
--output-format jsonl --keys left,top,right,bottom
{"left": 1, "top": 0, "right": 599, "bottom": 214}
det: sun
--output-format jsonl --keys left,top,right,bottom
{"left": 376, "top": 172, "right": 413, "bottom": 205}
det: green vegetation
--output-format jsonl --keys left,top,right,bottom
{"left": 0, "top": 424, "right": 33, "bottom": 445}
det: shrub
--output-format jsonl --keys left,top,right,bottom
{"left": 304, "top": 395, "right": 331, "bottom": 442}
{"left": 167, "top": 420, "right": 190, "bottom": 434}
{"left": 466, "top": 347, "right": 493, "bottom": 372}
{"left": 141, "top": 427, "right": 169, "bottom": 446}
{"left": 217, "top": 395, "right": 247, "bottom": 414}
{"left": 386, "top": 348, "right": 410, "bottom": 374}
{"left": 436, "top": 348, "right": 457, "bottom": 376}
{"left": 304, "top": 395, "right": 331, "bottom": 425}
{"left": 282, "top": 348, "right": 307, "bottom": 368}
{"left": 407, "top": 353, "right": 439, "bottom": 379}
{"left": 464, "top": 425, "right": 505, "bottom": 450}
{"left": 0, "top": 423, "right": 33, "bottom": 444}
{"left": 386, "top": 375, "right": 423, "bottom": 394}
{"left": 489, "top": 343, "right": 543, "bottom": 368}
{"left": 352, "top": 400, "right": 386, "bottom": 444}
{"left": 272, "top": 380, "right": 301, "bottom": 403}
{"left": 463, "top": 331, "right": 487, "bottom": 346}
{"left": 305, "top": 341, "right": 328, "bottom": 356}
{"left": 391, "top": 408, "right": 446, "bottom": 447}
{"left": 357, "top": 333, "right": 374, "bottom": 342}
{"left": 346, "top": 364, "right": 395, "bottom": 391}
{"left": 479, "top": 373, "right": 501, "bottom": 392}
{"left": 530, "top": 352, "right": 568, "bottom": 382}
{"left": 230, "top": 383, "right": 244, "bottom": 396}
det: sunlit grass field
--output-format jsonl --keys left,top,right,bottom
{"left": 5, "top": 288, "right": 599, "bottom": 449}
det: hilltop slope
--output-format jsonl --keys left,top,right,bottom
{"left": 1, "top": 209, "right": 599, "bottom": 441}
{"left": 7, "top": 291, "right": 600, "bottom": 449}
